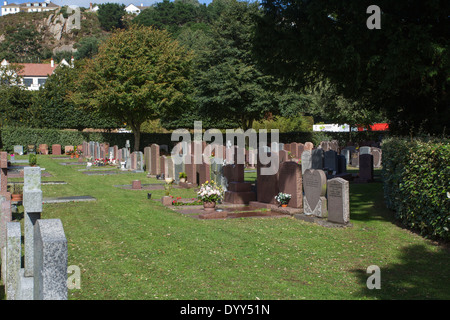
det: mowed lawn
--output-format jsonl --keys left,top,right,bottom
{"left": 12, "top": 155, "right": 450, "bottom": 300}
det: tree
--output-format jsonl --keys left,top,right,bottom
{"left": 254, "top": 0, "right": 450, "bottom": 135}
{"left": 74, "top": 25, "right": 193, "bottom": 151}
{"left": 35, "top": 62, "right": 121, "bottom": 130}
{"left": 190, "top": 0, "right": 309, "bottom": 131}
{"left": 0, "top": 24, "right": 42, "bottom": 62}
{"left": 133, "top": 0, "right": 210, "bottom": 37}
{"left": 97, "top": 3, "right": 126, "bottom": 31}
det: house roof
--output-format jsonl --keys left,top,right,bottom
{"left": 2, "top": 1, "right": 60, "bottom": 8}
{"left": 18, "top": 62, "right": 57, "bottom": 77}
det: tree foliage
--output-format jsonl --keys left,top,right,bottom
{"left": 35, "top": 63, "right": 120, "bottom": 130}
{"left": 190, "top": 0, "right": 308, "bottom": 131}
{"left": 97, "top": 3, "right": 126, "bottom": 31}
{"left": 254, "top": 0, "right": 450, "bottom": 135}
{"left": 74, "top": 25, "right": 193, "bottom": 150}
{"left": 133, "top": 0, "right": 211, "bottom": 37}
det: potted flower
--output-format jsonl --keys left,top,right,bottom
{"left": 179, "top": 172, "right": 187, "bottom": 183}
{"left": 197, "top": 180, "right": 224, "bottom": 210}
{"left": 275, "top": 192, "right": 291, "bottom": 207}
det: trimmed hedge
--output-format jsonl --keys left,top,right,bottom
{"left": 0, "top": 127, "right": 175, "bottom": 153}
{"left": 382, "top": 137, "right": 450, "bottom": 241}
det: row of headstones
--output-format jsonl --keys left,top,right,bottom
{"left": 13, "top": 144, "right": 73, "bottom": 156}
{"left": 255, "top": 154, "right": 349, "bottom": 224}
{"left": 1, "top": 166, "right": 68, "bottom": 300}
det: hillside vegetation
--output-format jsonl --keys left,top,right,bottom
{"left": 0, "top": 8, "right": 108, "bottom": 63}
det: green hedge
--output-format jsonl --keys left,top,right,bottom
{"left": 0, "top": 127, "right": 175, "bottom": 152}
{"left": 381, "top": 137, "right": 450, "bottom": 241}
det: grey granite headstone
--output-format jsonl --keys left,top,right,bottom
{"left": 301, "top": 150, "right": 312, "bottom": 175}
{"left": 33, "top": 219, "right": 68, "bottom": 300}
{"left": 327, "top": 177, "right": 350, "bottom": 224}
{"left": 135, "top": 151, "right": 144, "bottom": 172}
{"left": 23, "top": 167, "right": 43, "bottom": 277}
{"left": 211, "top": 158, "right": 226, "bottom": 191}
{"left": 372, "top": 147, "right": 382, "bottom": 168}
{"left": 359, "top": 146, "right": 371, "bottom": 155}
{"left": 341, "top": 148, "right": 351, "bottom": 165}
{"left": 6, "top": 222, "right": 21, "bottom": 300}
{"left": 14, "top": 145, "right": 23, "bottom": 155}
{"left": 302, "top": 169, "right": 327, "bottom": 217}
{"left": 174, "top": 155, "right": 185, "bottom": 183}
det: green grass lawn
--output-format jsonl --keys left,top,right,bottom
{"left": 6, "top": 155, "right": 450, "bottom": 300}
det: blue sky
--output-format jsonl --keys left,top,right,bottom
{"left": 4, "top": 0, "right": 213, "bottom": 7}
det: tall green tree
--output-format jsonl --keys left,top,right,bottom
{"left": 74, "top": 25, "right": 193, "bottom": 150}
{"left": 97, "top": 3, "right": 126, "bottom": 31}
{"left": 192, "top": 0, "right": 308, "bottom": 131}
{"left": 133, "top": 0, "right": 210, "bottom": 37}
{"left": 254, "top": 0, "right": 450, "bottom": 135}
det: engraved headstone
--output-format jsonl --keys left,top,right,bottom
{"left": 277, "top": 161, "right": 302, "bottom": 208}
{"left": 327, "top": 177, "right": 350, "bottom": 224}
{"left": 302, "top": 169, "right": 327, "bottom": 217}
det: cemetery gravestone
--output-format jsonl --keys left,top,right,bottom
{"left": 150, "top": 144, "right": 160, "bottom": 175}
{"left": 372, "top": 147, "right": 382, "bottom": 168}
{"left": 301, "top": 150, "right": 312, "bottom": 175}
{"left": 14, "top": 145, "right": 23, "bottom": 155}
{"left": 358, "top": 154, "right": 374, "bottom": 182}
{"left": 302, "top": 169, "right": 327, "bottom": 217}
{"left": 324, "top": 150, "right": 338, "bottom": 172}
{"left": 33, "top": 219, "right": 68, "bottom": 300}
{"left": 52, "top": 144, "right": 62, "bottom": 155}
{"left": 277, "top": 161, "right": 302, "bottom": 208}
{"left": 311, "top": 149, "right": 324, "bottom": 169}
{"left": 6, "top": 222, "right": 21, "bottom": 300}
{"left": 327, "top": 178, "right": 350, "bottom": 224}
{"left": 38, "top": 144, "right": 48, "bottom": 155}
{"left": 23, "top": 167, "right": 43, "bottom": 277}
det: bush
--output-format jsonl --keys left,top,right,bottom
{"left": 382, "top": 137, "right": 450, "bottom": 241}
{"left": 29, "top": 153, "right": 37, "bottom": 166}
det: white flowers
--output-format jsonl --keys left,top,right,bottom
{"left": 197, "top": 180, "right": 224, "bottom": 203}
{"left": 275, "top": 192, "right": 291, "bottom": 205}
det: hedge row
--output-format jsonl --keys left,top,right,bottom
{"left": 381, "top": 137, "right": 450, "bottom": 241}
{"left": 0, "top": 127, "right": 175, "bottom": 153}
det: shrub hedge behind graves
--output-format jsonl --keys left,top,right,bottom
{"left": 382, "top": 137, "right": 450, "bottom": 241}
{"left": 0, "top": 127, "right": 175, "bottom": 152}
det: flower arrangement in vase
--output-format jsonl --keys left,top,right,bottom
{"left": 275, "top": 192, "right": 291, "bottom": 207}
{"left": 197, "top": 180, "right": 224, "bottom": 209}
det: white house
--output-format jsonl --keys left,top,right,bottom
{"left": 1, "top": 0, "right": 60, "bottom": 16}
{"left": 1, "top": 58, "right": 73, "bottom": 90}
{"left": 125, "top": 3, "right": 148, "bottom": 15}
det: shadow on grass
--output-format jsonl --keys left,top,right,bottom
{"left": 351, "top": 244, "right": 450, "bottom": 299}
{"left": 348, "top": 178, "right": 396, "bottom": 223}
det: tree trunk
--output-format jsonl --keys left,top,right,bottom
{"left": 131, "top": 122, "right": 141, "bottom": 151}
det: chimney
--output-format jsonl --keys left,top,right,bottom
{"left": 90, "top": 2, "right": 92, "bottom": 10}
{"left": 3, "top": 1, "right": 7, "bottom": 6}
{"left": 51, "top": 58, "right": 54, "bottom": 68}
